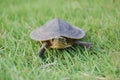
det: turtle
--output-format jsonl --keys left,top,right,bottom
{"left": 30, "top": 18, "right": 92, "bottom": 57}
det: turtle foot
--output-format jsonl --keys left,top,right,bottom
{"left": 39, "top": 42, "right": 48, "bottom": 57}
{"left": 75, "top": 41, "right": 92, "bottom": 49}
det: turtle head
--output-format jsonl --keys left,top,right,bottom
{"left": 50, "top": 37, "right": 68, "bottom": 48}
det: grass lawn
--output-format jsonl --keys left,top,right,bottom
{"left": 0, "top": 0, "right": 120, "bottom": 80}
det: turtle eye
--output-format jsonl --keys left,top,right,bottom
{"left": 59, "top": 38, "right": 66, "bottom": 42}
{"left": 50, "top": 39, "right": 54, "bottom": 43}
{"left": 58, "top": 37, "right": 63, "bottom": 41}
{"left": 51, "top": 39, "right": 54, "bottom": 41}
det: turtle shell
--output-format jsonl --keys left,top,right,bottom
{"left": 30, "top": 18, "right": 85, "bottom": 41}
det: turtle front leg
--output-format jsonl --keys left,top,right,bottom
{"left": 74, "top": 41, "right": 92, "bottom": 49}
{"left": 39, "top": 42, "right": 48, "bottom": 57}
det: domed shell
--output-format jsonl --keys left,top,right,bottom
{"left": 30, "top": 18, "right": 85, "bottom": 41}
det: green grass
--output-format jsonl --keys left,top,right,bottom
{"left": 0, "top": 0, "right": 120, "bottom": 80}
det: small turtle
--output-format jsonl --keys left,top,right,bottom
{"left": 30, "top": 18, "right": 92, "bottom": 57}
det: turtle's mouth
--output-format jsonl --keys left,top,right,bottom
{"left": 50, "top": 37, "right": 69, "bottom": 48}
